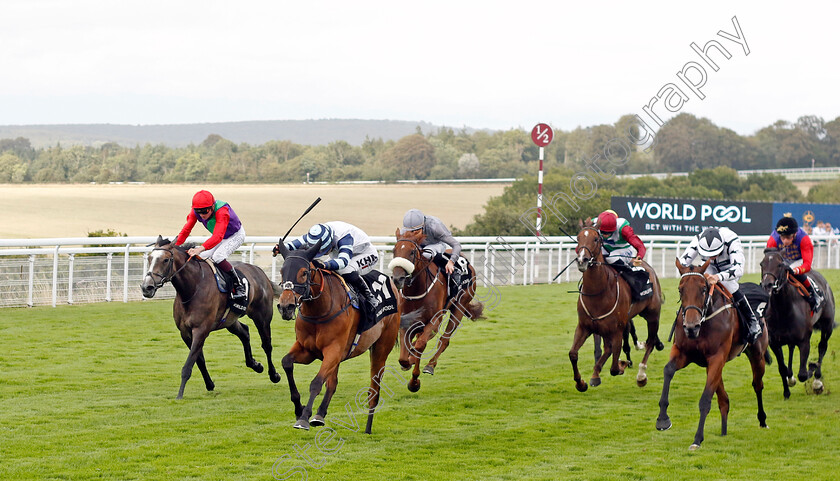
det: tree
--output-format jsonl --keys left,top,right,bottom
{"left": 382, "top": 134, "right": 436, "bottom": 180}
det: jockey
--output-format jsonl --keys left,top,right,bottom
{"left": 175, "top": 190, "right": 247, "bottom": 313}
{"left": 401, "top": 209, "right": 464, "bottom": 286}
{"left": 594, "top": 210, "right": 646, "bottom": 269}
{"left": 679, "top": 226, "right": 762, "bottom": 345}
{"left": 766, "top": 216, "right": 823, "bottom": 312}
{"left": 278, "top": 221, "right": 380, "bottom": 319}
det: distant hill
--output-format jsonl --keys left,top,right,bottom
{"left": 0, "top": 119, "right": 479, "bottom": 148}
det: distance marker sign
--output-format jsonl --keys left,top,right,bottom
{"left": 531, "top": 123, "right": 553, "bottom": 147}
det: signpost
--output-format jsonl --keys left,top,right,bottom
{"left": 531, "top": 123, "right": 553, "bottom": 236}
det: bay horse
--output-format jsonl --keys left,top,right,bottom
{"left": 388, "top": 228, "right": 484, "bottom": 392}
{"left": 275, "top": 241, "right": 401, "bottom": 434}
{"left": 657, "top": 258, "right": 768, "bottom": 450}
{"left": 569, "top": 225, "right": 663, "bottom": 392}
{"left": 140, "top": 236, "right": 282, "bottom": 399}
{"left": 759, "top": 248, "right": 835, "bottom": 398}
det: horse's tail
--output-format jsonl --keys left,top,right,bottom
{"left": 764, "top": 350, "right": 773, "bottom": 365}
{"left": 466, "top": 300, "right": 485, "bottom": 321}
{"left": 270, "top": 281, "right": 283, "bottom": 298}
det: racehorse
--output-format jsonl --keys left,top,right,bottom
{"left": 569, "top": 224, "right": 663, "bottom": 391}
{"left": 759, "top": 248, "right": 835, "bottom": 398}
{"left": 388, "top": 228, "right": 484, "bottom": 392}
{"left": 275, "top": 241, "right": 401, "bottom": 434}
{"left": 657, "top": 258, "right": 768, "bottom": 450}
{"left": 140, "top": 236, "right": 282, "bottom": 399}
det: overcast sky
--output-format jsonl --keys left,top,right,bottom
{"left": 0, "top": 1, "right": 836, "bottom": 136}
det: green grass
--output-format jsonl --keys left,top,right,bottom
{"left": 1, "top": 273, "right": 839, "bottom": 481}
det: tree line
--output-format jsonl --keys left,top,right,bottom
{"left": 0, "top": 113, "right": 838, "bottom": 184}
{"left": 456, "top": 166, "right": 834, "bottom": 236}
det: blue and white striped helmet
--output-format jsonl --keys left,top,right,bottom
{"left": 304, "top": 224, "right": 333, "bottom": 256}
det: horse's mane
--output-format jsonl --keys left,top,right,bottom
{"left": 764, "top": 247, "right": 780, "bottom": 255}
{"left": 156, "top": 237, "right": 196, "bottom": 251}
{"left": 398, "top": 228, "right": 427, "bottom": 244}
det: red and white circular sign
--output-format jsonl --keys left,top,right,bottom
{"left": 531, "top": 123, "right": 553, "bottom": 147}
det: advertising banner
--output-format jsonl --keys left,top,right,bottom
{"left": 611, "top": 196, "right": 774, "bottom": 235}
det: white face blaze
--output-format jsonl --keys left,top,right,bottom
{"left": 145, "top": 249, "right": 169, "bottom": 281}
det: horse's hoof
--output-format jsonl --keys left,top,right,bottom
{"left": 294, "top": 419, "right": 310, "bottom": 430}
{"left": 590, "top": 377, "right": 601, "bottom": 387}
{"left": 407, "top": 379, "right": 421, "bottom": 393}
{"left": 636, "top": 376, "right": 648, "bottom": 388}
{"left": 310, "top": 415, "right": 325, "bottom": 427}
{"left": 422, "top": 365, "right": 435, "bottom": 375}
{"left": 576, "top": 382, "right": 588, "bottom": 393}
{"left": 270, "top": 372, "right": 282, "bottom": 383}
{"left": 205, "top": 382, "right": 215, "bottom": 392}
{"left": 787, "top": 377, "right": 796, "bottom": 387}
{"left": 252, "top": 363, "right": 264, "bottom": 373}
{"left": 688, "top": 444, "right": 700, "bottom": 451}
{"left": 656, "top": 418, "right": 671, "bottom": 431}
{"left": 655, "top": 341, "right": 665, "bottom": 351}
{"left": 636, "top": 341, "right": 646, "bottom": 351}
{"left": 814, "top": 379, "right": 825, "bottom": 394}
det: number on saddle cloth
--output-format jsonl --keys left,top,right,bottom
{"left": 356, "top": 271, "right": 398, "bottom": 332}
{"left": 613, "top": 264, "right": 653, "bottom": 301}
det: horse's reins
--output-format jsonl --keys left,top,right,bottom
{"left": 575, "top": 229, "right": 622, "bottom": 321}
{"left": 281, "top": 256, "right": 355, "bottom": 324}
{"left": 678, "top": 272, "right": 732, "bottom": 327}
{"left": 394, "top": 238, "right": 441, "bottom": 301}
{"left": 146, "top": 247, "right": 202, "bottom": 304}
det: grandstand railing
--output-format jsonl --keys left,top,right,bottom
{"left": 2, "top": 235, "right": 838, "bottom": 308}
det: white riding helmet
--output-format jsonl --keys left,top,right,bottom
{"left": 303, "top": 224, "right": 333, "bottom": 256}
{"left": 697, "top": 227, "right": 725, "bottom": 257}
{"left": 402, "top": 209, "right": 425, "bottom": 231}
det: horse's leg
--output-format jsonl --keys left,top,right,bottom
{"left": 608, "top": 332, "right": 625, "bottom": 376}
{"left": 423, "top": 311, "right": 463, "bottom": 375}
{"left": 408, "top": 359, "right": 421, "bottom": 392}
{"left": 181, "top": 331, "right": 214, "bottom": 392}
{"left": 629, "top": 319, "right": 644, "bottom": 350}
{"left": 715, "top": 379, "right": 730, "bottom": 436}
{"left": 657, "top": 348, "right": 688, "bottom": 431}
{"left": 410, "top": 310, "right": 446, "bottom": 366}
{"left": 569, "top": 324, "right": 591, "bottom": 392}
{"left": 177, "top": 325, "right": 211, "bottom": 399}
{"left": 282, "top": 342, "right": 316, "bottom": 420}
{"left": 253, "top": 316, "right": 281, "bottom": 383}
{"left": 747, "top": 346, "right": 768, "bottom": 428}
{"left": 365, "top": 334, "right": 395, "bottom": 434}
{"left": 796, "top": 334, "right": 813, "bottom": 382}
{"left": 810, "top": 327, "right": 832, "bottom": 394}
{"left": 636, "top": 313, "right": 659, "bottom": 388}
{"left": 299, "top": 345, "right": 343, "bottom": 430}
{"left": 593, "top": 334, "right": 602, "bottom": 365}
{"left": 770, "top": 343, "right": 791, "bottom": 400}
{"left": 787, "top": 345, "right": 797, "bottom": 386}
{"left": 226, "top": 320, "right": 264, "bottom": 374}
{"left": 621, "top": 326, "right": 633, "bottom": 369}
{"left": 591, "top": 333, "right": 615, "bottom": 387}
{"left": 691, "top": 353, "right": 726, "bottom": 450}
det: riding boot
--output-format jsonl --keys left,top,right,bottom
{"left": 433, "top": 252, "right": 461, "bottom": 287}
{"left": 229, "top": 267, "right": 248, "bottom": 314}
{"left": 806, "top": 285, "right": 823, "bottom": 312}
{"left": 342, "top": 271, "right": 379, "bottom": 320}
{"left": 733, "top": 290, "right": 762, "bottom": 345}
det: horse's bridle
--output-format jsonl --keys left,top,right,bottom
{"left": 761, "top": 255, "right": 789, "bottom": 293}
{"left": 145, "top": 247, "right": 195, "bottom": 289}
{"left": 393, "top": 238, "right": 438, "bottom": 292}
{"left": 678, "top": 271, "right": 732, "bottom": 327}
{"left": 576, "top": 227, "right": 604, "bottom": 270}
{"left": 280, "top": 255, "right": 322, "bottom": 307}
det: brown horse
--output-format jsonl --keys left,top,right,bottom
{"left": 275, "top": 241, "right": 401, "bottom": 434}
{"left": 657, "top": 258, "right": 769, "bottom": 450}
{"left": 140, "top": 236, "right": 282, "bottom": 399}
{"left": 388, "top": 228, "right": 484, "bottom": 392}
{"left": 759, "top": 248, "right": 835, "bottom": 398}
{"left": 569, "top": 225, "right": 663, "bottom": 392}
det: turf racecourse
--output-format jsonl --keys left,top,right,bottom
{"left": 2, "top": 274, "right": 839, "bottom": 481}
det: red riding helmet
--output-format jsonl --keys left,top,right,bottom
{"left": 191, "top": 190, "right": 215, "bottom": 209}
{"left": 597, "top": 211, "right": 618, "bottom": 233}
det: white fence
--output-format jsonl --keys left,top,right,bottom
{"left": 2, "top": 235, "right": 839, "bottom": 308}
